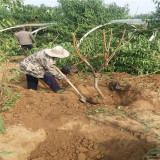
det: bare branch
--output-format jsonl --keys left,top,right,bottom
{"left": 102, "top": 29, "right": 108, "bottom": 71}
{"left": 107, "top": 29, "right": 112, "bottom": 59}
{"left": 73, "top": 53, "right": 103, "bottom": 66}
{"left": 78, "top": 22, "right": 114, "bottom": 47}
{"left": 72, "top": 34, "right": 96, "bottom": 74}
{"left": 103, "top": 29, "right": 108, "bottom": 52}
{"left": 107, "top": 29, "right": 126, "bottom": 63}
{"left": 144, "top": 52, "right": 160, "bottom": 60}
{"left": 31, "top": 27, "right": 47, "bottom": 34}
{"left": 104, "top": 28, "right": 112, "bottom": 67}
{"left": 97, "top": 29, "right": 112, "bottom": 73}
{"left": 0, "top": 23, "right": 57, "bottom": 32}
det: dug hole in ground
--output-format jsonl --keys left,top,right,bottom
{"left": 0, "top": 56, "right": 160, "bottom": 160}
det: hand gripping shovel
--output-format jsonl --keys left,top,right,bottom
{"left": 55, "top": 66, "right": 86, "bottom": 102}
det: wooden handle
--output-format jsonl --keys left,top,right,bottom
{"left": 55, "top": 66, "right": 85, "bottom": 99}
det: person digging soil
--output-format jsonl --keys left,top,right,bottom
{"left": 19, "top": 46, "right": 70, "bottom": 94}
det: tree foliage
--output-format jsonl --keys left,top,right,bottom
{"left": 149, "top": 0, "right": 160, "bottom": 30}
{"left": 0, "top": 0, "right": 159, "bottom": 75}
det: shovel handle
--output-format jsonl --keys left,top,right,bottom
{"left": 55, "top": 66, "right": 85, "bottom": 99}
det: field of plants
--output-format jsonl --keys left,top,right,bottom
{"left": 0, "top": 0, "right": 160, "bottom": 160}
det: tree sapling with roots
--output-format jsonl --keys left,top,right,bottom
{"left": 72, "top": 28, "right": 126, "bottom": 98}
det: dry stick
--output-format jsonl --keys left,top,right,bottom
{"left": 0, "top": 23, "right": 57, "bottom": 32}
{"left": 102, "top": 29, "right": 108, "bottom": 68}
{"left": 99, "top": 29, "right": 112, "bottom": 73}
{"left": 144, "top": 52, "right": 160, "bottom": 60}
{"left": 32, "top": 27, "right": 47, "bottom": 35}
{"left": 73, "top": 34, "right": 105, "bottom": 98}
{"left": 72, "top": 34, "right": 95, "bottom": 74}
{"left": 103, "top": 29, "right": 108, "bottom": 53}
{"left": 99, "top": 28, "right": 126, "bottom": 73}
{"left": 107, "top": 29, "right": 112, "bottom": 59}
{"left": 103, "top": 29, "right": 112, "bottom": 59}
{"left": 107, "top": 29, "right": 126, "bottom": 63}
{"left": 119, "top": 34, "right": 134, "bottom": 48}
{"left": 73, "top": 53, "right": 103, "bottom": 66}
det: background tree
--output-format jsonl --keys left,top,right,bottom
{"left": 149, "top": 0, "right": 160, "bottom": 30}
{"left": 0, "top": 0, "right": 159, "bottom": 75}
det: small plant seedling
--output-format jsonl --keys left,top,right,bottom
{"left": 156, "top": 88, "right": 160, "bottom": 92}
{"left": 121, "top": 83, "right": 128, "bottom": 87}
{"left": 141, "top": 83, "right": 154, "bottom": 87}
{"left": 148, "top": 150, "right": 160, "bottom": 156}
{"left": 155, "top": 134, "right": 160, "bottom": 140}
{"left": 94, "top": 107, "right": 106, "bottom": 114}
{"left": 95, "top": 120, "right": 100, "bottom": 124}
{"left": 94, "top": 95, "right": 99, "bottom": 99}
{"left": 78, "top": 72, "right": 85, "bottom": 78}
{"left": 120, "top": 128, "right": 125, "bottom": 131}
{"left": 0, "top": 86, "right": 21, "bottom": 111}
{"left": 117, "top": 106, "right": 121, "bottom": 110}
{"left": 99, "top": 152, "right": 104, "bottom": 155}
{"left": 97, "top": 143, "right": 102, "bottom": 148}
{"left": 7, "top": 69, "right": 22, "bottom": 82}
{"left": 0, "top": 151, "right": 15, "bottom": 155}
{"left": 0, "top": 117, "right": 6, "bottom": 134}
{"left": 143, "top": 148, "right": 160, "bottom": 160}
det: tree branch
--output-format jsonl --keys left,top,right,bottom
{"left": 72, "top": 34, "right": 96, "bottom": 75}
{"left": 107, "top": 29, "right": 126, "bottom": 63}
{"left": 0, "top": 23, "right": 57, "bottom": 32}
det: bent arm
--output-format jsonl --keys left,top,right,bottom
{"left": 30, "top": 33, "right": 36, "bottom": 43}
{"left": 44, "top": 57, "right": 64, "bottom": 80}
{"left": 14, "top": 33, "right": 20, "bottom": 44}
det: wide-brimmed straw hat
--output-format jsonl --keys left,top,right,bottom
{"left": 45, "top": 46, "right": 70, "bottom": 58}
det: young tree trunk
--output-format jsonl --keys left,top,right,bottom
{"left": 94, "top": 73, "right": 105, "bottom": 98}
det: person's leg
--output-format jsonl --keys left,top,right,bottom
{"left": 21, "top": 45, "right": 33, "bottom": 56}
{"left": 40, "top": 73, "right": 61, "bottom": 92}
{"left": 27, "top": 45, "right": 33, "bottom": 50}
{"left": 26, "top": 74, "right": 38, "bottom": 90}
{"left": 21, "top": 45, "right": 28, "bottom": 56}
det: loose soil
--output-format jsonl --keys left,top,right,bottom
{"left": 0, "top": 56, "right": 160, "bottom": 160}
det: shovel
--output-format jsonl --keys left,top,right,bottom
{"left": 55, "top": 66, "right": 86, "bottom": 102}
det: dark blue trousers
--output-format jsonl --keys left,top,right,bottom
{"left": 26, "top": 73, "right": 61, "bottom": 92}
{"left": 21, "top": 45, "right": 33, "bottom": 50}
{"left": 21, "top": 45, "right": 33, "bottom": 56}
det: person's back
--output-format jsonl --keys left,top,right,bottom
{"left": 15, "top": 26, "right": 36, "bottom": 56}
{"left": 15, "top": 30, "right": 35, "bottom": 45}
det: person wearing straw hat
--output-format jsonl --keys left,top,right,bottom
{"left": 19, "top": 46, "right": 70, "bottom": 94}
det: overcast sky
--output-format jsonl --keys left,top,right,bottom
{"left": 24, "top": 0, "right": 156, "bottom": 16}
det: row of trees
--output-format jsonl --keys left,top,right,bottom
{"left": 0, "top": 0, "right": 160, "bottom": 75}
{"left": 0, "top": 0, "right": 129, "bottom": 24}
{"left": 0, "top": 0, "right": 130, "bottom": 42}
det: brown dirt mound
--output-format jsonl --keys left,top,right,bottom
{"left": 0, "top": 59, "right": 160, "bottom": 160}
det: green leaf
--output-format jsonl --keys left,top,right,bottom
{"left": 0, "top": 116, "right": 6, "bottom": 134}
{"left": 0, "top": 151, "right": 15, "bottom": 155}
{"left": 148, "top": 150, "right": 160, "bottom": 156}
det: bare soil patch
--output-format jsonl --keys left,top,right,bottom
{"left": 0, "top": 57, "right": 160, "bottom": 160}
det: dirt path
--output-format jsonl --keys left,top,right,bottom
{"left": 0, "top": 58, "right": 160, "bottom": 160}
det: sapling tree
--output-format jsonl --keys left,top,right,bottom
{"left": 72, "top": 28, "right": 126, "bottom": 98}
